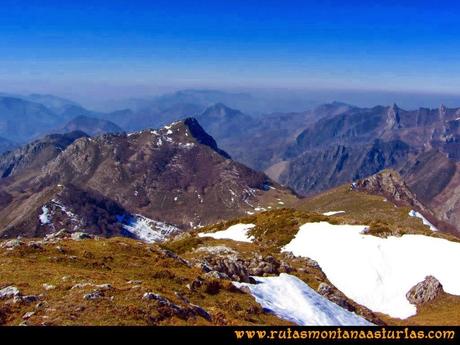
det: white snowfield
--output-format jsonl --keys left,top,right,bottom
{"left": 198, "top": 223, "right": 256, "bottom": 243}
{"left": 234, "top": 274, "right": 373, "bottom": 326}
{"left": 282, "top": 222, "right": 460, "bottom": 319}
{"left": 322, "top": 211, "right": 346, "bottom": 216}
{"left": 408, "top": 210, "right": 438, "bottom": 231}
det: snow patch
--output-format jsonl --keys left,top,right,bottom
{"left": 117, "top": 214, "right": 181, "bottom": 243}
{"left": 39, "top": 206, "right": 51, "bottom": 225}
{"left": 408, "top": 210, "right": 438, "bottom": 231}
{"left": 51, "top": 199, "right": 81, "bottom": 226}
{"left": 234, "top": 274, "right": 372, "bottom": 326}
{"left": 39, "top": 200, "right": 82, "bottom": 228}
{"left": 322, "top": 211, "right": 345, "bottom": 216}
{"left": 198, "top": 223, "right": 256, "bottom": 243}
{"left": 282, "top": 222, "right": 460, "bottom": 319}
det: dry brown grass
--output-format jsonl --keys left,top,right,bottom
{"left": 0, "top": 237, "right": 291, "bottom": 326}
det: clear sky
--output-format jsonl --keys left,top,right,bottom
{"left": 1, "top": 0, "right": 460, "bottom": 101}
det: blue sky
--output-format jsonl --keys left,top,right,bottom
{"left": 1, "top": 0, "right": 460, "bottom": 101}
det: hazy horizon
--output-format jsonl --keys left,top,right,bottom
{"left": 3, "top": 85, "right": 460, "bottom": 114}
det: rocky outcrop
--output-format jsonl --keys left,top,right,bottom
{"left": 317, "top": 282, "right": 355, "bottom": 311}
{"left": 201, "top": 257, "right": 252, "bottom": 283}
{"left": 142, "top": 291, "right": 211, "bottom": 322}
{"left": 406, "top": 276, "right": 444, "bottom": 305}
{"left": 354, "top": 169, "right": 427, "bottom": 211}
{"left": 199, "top": 253, "right": 293, "bottom": 283}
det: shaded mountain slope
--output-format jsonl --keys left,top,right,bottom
{"left": 0, "top": 118, "right": 296, "bottom": 238}
{"left": 0, "top": 97, "right": 63, "bottom": 142}
{"left": 0, "top": 131, "right": 88, "bottom": 179}
{"left": 61, "top": 116, "right": 123, "bottom": 136}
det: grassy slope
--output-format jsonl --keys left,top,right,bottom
{"left": 1, "top": 185, "right": 458, "bottom": 325}
{"left": 294, "top": 185, "right": 459, "bottom": 241}
{"left": 0, "top": 237, "right": 290, "bottom": 326}
{"left": 192, "top": 196, "right": 460, "bottom": 326}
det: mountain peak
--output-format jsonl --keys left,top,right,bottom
{"left": 128, "top": 118, "right": 231, "bottom": 159}
{"left": 201, "top": 102, "right": 242, "bottom": 117}
{"left": 182, "top": 117, "right": 231, "bottom": 159}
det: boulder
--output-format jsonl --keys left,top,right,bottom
{"left": 71, "top": 232, "right": 93, "bottom": 241}
{"left": 0, "top": 286, "right": 21, "bottom": 299}
{"left": 406, "top": 276, "right": 444, "bottom": 305}
{"left": 14, "top": 295, "right": 39, "bottom": 304}
{"left": 94, "top": 284, "right": 113, "bottom": 291}
{"left": 27, "top": 241, "right": 43, "bottom": 250}
{"left": 22, "top": 311, "right": 35, "bottom": 320}
{"left": 203, "top": 270, "right": 230, "bottom": 280}
{"left": 83, "top": 290, "right": 103, "bottom": 300}
{"left": 143, "top": 292, "right": 166, "bottom": 302}
{"left": 0, "top": 239, "right": 23, "bottom": 250}
{"left": 44, "top": 229, "right": 71, "bottom": 242}
{"left": 317, "top": 282, "right": 333, "bottom": 296}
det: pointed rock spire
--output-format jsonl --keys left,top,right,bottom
{"left": 386, "top": 103, "right": 401, "bottom": 129}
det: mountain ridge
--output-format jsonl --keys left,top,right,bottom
{"left": 0, "top": 118, "right": 296, "bottom": 239}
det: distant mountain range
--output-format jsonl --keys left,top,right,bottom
{"left": 60, "top": 116, "right": 123, "bottom": 136}
{"left": 0, "top": 98, "right": 459, "bottom": 326}
{"left": 184, "top": 101, "right": 460, "bottom": 231}
{"left": 1, "top": 91, "right": 460, "bottom": 231}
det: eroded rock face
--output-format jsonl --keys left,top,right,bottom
{"left": 354, "top": 170, "right": 427, "bottom": 210}
{"left": 406, "top": 276, "right": 444, "bottom": 305}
